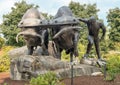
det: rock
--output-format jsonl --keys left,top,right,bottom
{"left": 91, "top": 72, "right": 103, "bottom": 76}
{"left": 9, "top": 46, "right": 101, "bottom": 80}
{"left": 80, "top": 58, "right": 97, "bottom": 66}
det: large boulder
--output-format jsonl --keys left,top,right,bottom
{"left": 9, "top": 45, "right": 101, "bottom": 80}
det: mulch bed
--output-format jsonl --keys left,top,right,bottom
{"left": 0, "top": 72, "right": 120, "bottom": 85}
{"left": 0, "top": 72, "right": 29, "bottom": 85}
{"left": 62, "top": 76, "right": 120, "bottom": 85}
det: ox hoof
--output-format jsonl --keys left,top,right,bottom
{"left": 97, "top": 59, "right": 106, "bottom": 67}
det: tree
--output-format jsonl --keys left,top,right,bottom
{"left": 107, "top": 7, "right": 120, "bottom": 42}
{"left": 0, "top": 1, "right": 38, "bottom": 46}
{"left": 69, "top": 1, "right": 99, "bottom": 44}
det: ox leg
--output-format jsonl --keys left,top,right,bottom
{"left": 52, "top": 39, "right": 62, "bottom": 59}
{"left": 41, "top": 44, "right": 49, "bottom": 55}
{"left": 73, "top": 32, "right": 79, "bottom": 57}
{"left": 27, "top": 46, "right": 34, "bottom": 55}
{"left": 53, "top": 42, "right": 62, "bottom": 59}
{"left": 55, "top": 44, "right": 62, "bottom": 59}
{"left": 41, "top": 30, "right": 49, "bottom": 55}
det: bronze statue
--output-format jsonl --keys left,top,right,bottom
{"left": 50, "top": 6, "right": 82, "bottom": 59}
{"left": 16, "top": 8, "right": 49, "bottom": 55}
{"left": 79, "top": 16, "right": 106, "bottom": 61}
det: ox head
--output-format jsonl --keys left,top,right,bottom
{"left": 16, "top": 28, "right": 42, "bottom": 43}
{"left": 16, "top": 18, "right": 44, "bottom": 44}
{"left": 52, "top": 26, "right": 82, "bottom": 49}
{"left": 16, "top": 8, "right": 48, "bottom": 44}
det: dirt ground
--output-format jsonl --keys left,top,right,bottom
{"left": 62, "top": 76, "right": 120, "bottom": 85}
{"left": 0, "top": 72, "right": 29, "bottom": 85}
{"left": 0, "top": 72, "right": 120, "bottom": 85}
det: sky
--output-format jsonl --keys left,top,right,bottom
{"left": 0, "top": 0, "right": 120, "bottom": 26}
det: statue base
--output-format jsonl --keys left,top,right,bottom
{"left": 80, "top": 58, "right": 97, "bottom": 66}
{"left": 9, "top": 46, "right": 101, "bottom": 80}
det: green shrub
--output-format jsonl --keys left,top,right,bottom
{"left": 3, "top": 83, "right": 7, "bottom": 85}
{"left": 100, "top": 40, "right": 109, "bottom": 54}
{"left": 108, "top": 42, "right": 120, "bottom": 51}
{"left": 30, "top": 72, "right": 65, "bottom": 85}
{"left": 0, "top": 55, "right": 10, "bottom": 72}
{"left": 0, "top": 46, "right": 14, "bottom": 72}
{"left": 61, "top": 43, "right": 86, "bottom": 61}
{"left": 61, "top": 50, "right": 70, "bottom": 61}
{"left": 77, "top": 43, "right": 86, "bottom": 59}
{"left": 105, "top": 54, "right": 120, "bottom": 81}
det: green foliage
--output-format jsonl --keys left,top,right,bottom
{"left": 0, "top": 1, "right": 36, "bottom": 46}
{"left": 0, "top": 46, "right": 14, "bottom": 72}
{"left": 107, "top": 7, "right": 120, "bottom": 42}
{"left": 0, "top": 55, "right": 10, "bottom": 72}
{"left": 30, "top": 72, "right": 64, "bottom": 85}
{"left": 69, "top": 1, "right": 99, "bottom": 44}
{"left": 100, "top": 40, "right": 109, "bottom": 54}
{"left": 61, "top": 42, "right": 85, "bottom": 61}
{"left": 77, "top": 42, "right": 86, "bottom": 59}
{"left": 0, "top": 37, "right": 5, "bottom": 48}
{"left": 61, "top": 50, "right": 70, "bottom": 61}
{"left": 108, "top": 42, "right": 120, "bottom": 51}
{"left": 3, "top": 83, "right": 7, "bottom": 85}
{"left": 105, "top": 54, "right": 120, "bottom": 80}
{"left": 69, "top": 2, "right": 99, "bottom": 18}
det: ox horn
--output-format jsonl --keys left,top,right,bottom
{"left": 53, "top": 26, "right": 82, "bottom": 39}
{"left": 16, "top": 31, "right": 42, "bottom": 43}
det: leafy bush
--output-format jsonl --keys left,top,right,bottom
{"left": 105, "top": 54, "right": 120, "bottom": 80}
{"left": 0, "top": 46, "right": 14, "bottom": 72}
{"left": 108, "top": 42, "right": 120, "bottom": 51}
{"left": 30, "top": 72, "right": 65, "bottom": 85}
{"left": 114, "top": 42, "right": 120, "bottom": 50}
{"left": 61, "top": 43, "right": 85, "bottom": 61}
{"left": 100, "top": 40, "right": 109, "bottom": 53}
{"left": 0, "top": 55, "right": 10, "bottom": 72}
{"left": 61, "top": 50, "right": 70, "bottom": 61}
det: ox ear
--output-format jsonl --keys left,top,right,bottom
{"left": 18, "top": 20, "right": 24, "bottom": 28}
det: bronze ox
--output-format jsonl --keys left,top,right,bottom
{"left": 50, "top": 6, "right": 82, "bottom": 59}
{"left": 16, "top": 8, "right": 49, "bottom": 55}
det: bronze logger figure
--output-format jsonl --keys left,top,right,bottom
{"left": 79, "top": 16, "right": 106, "bottom": 63}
